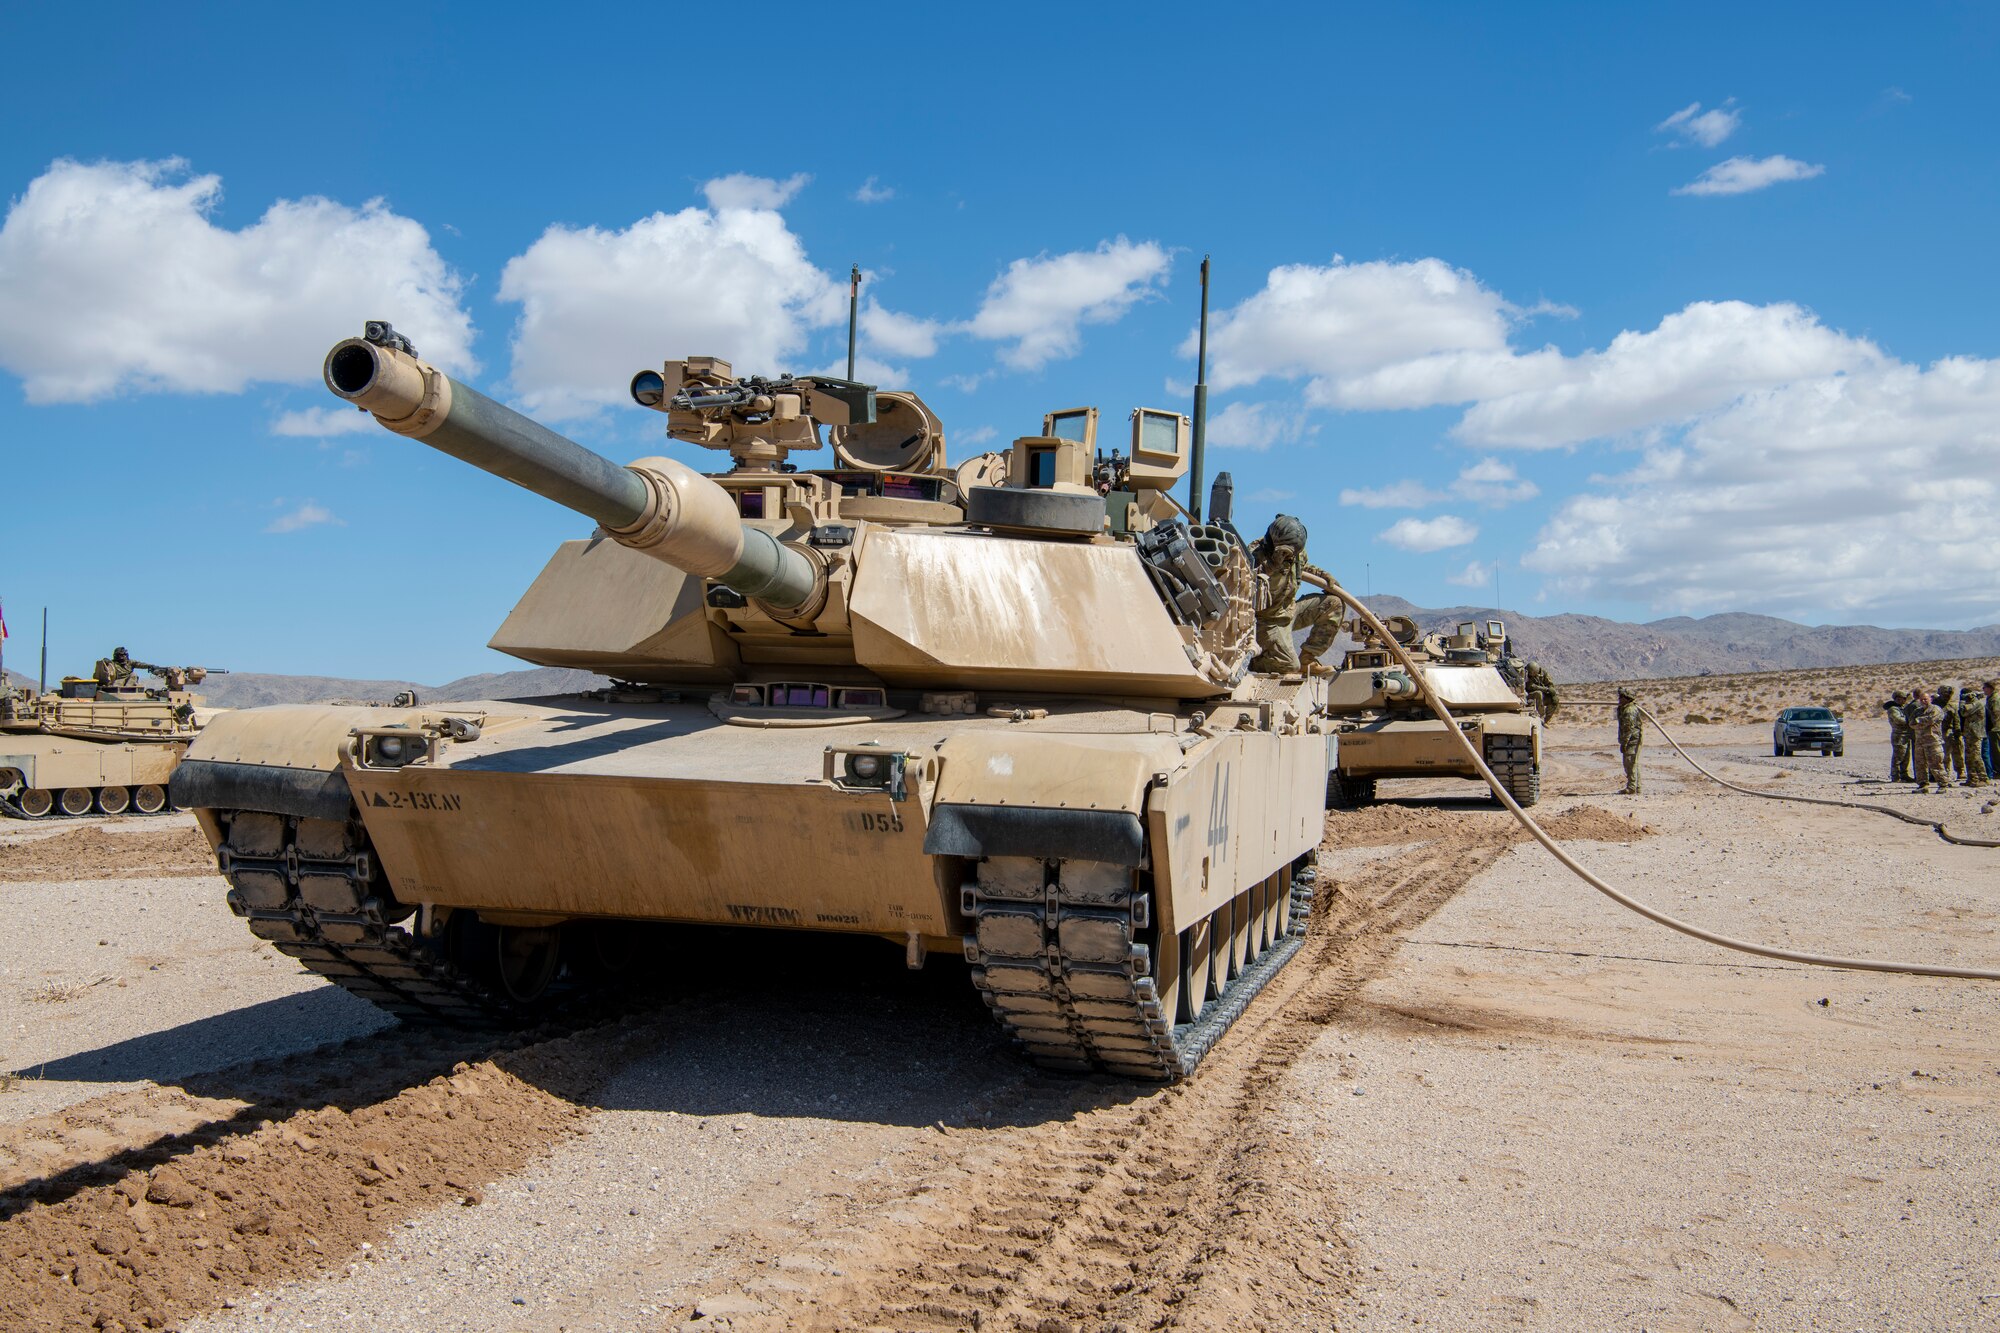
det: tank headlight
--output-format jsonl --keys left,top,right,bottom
{"left": 846, "top": 753, "right": 883, "bottom": 781}
{"left": 378, "top": 735, "right": 405, "bottom": 758}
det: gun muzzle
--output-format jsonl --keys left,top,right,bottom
{"left": 324, "top": 336, "right": 820, "bottom": 609}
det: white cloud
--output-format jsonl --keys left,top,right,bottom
{"left": 1197, "top": 259, "right": 1886, "bottom": 453}
{"left": 958, "top": 425, "right": 998, "bottom": 446}
{"left": 965, "top": 237, "right": 1170, "bottom": 370}
{"left": 1656, "top": 100, "right": 1740, "bottom": 148}
{"left": 266, "top": 500, "right": 342, "bottom": 534}
{"left": 811, "top": 353, "right": 907, "bottom": 385}
{"left": 1456, "top": 301, "right": 1877, "bottom": 447}
{"left": 702, "top": 173, "right": 810, "bottom": 211}
{"left": 1341, "top": 480, "right": 1445, "bottom": 509}
{"left": 271, "top": 406, "right": 373, "bottom": 438}
{"left": 852, "top": 176, "right": 895, "bottom": 204}
{"left": 1524, "top": 355, "right": 2000, "bottom": 625}
{"left": 1205, "top": 400, "right": 1314, "bottom": 451}
{"left": 1249, "top": 488, "right": 1295, "bottom": 503}
{"left": 0, "top": 158, "right": 473, "bottom": 405}
{"left": 1451, "top": 457, "right": 1539, "bottom": 505}
{"left": 1190, "top": 256, "right": 1569, "bottom": 413}
{"left": 861, "top": 300, "right": 944, "bottom": 358}
{"left": 499, "top": 204, "right": 846, "bottom": 420}
{"left": 1674, "top": 155, "right": 1825, "bottom": 198}
{"left": 1341, "top": 459, "right": 1537, "bottom": 510}
{"left": 1380, "top": 515, "right": 1477, "bottom": 552}
{"left": 1446, "top": 559, "right": 1497, "bottom": 588}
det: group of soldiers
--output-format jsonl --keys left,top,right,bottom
{"left": 1883, "top": 682, "right": 1995, "bottom": 792}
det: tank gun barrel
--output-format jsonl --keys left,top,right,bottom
{"left": 323, "top": 331, "right": 819, "bottom": 609}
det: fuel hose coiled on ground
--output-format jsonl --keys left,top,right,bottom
{"left": 1321, "top": 577, "right": 2000, "bottom": 982}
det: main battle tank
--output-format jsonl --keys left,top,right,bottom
{"left": 1, "top": 661, "right": 217, "bottom": 817}
{"left": 174, "top": 323, "right": 1335, "bottom": 1080}
{"left": 1323, "top": 615, "right": 1543, "bottom": 807}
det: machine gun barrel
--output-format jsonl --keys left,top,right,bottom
{"left": 323, "top": 334, "right": 820, "bottom": 609}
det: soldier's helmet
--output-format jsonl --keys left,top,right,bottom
{"left": 1263, "top": 515, "right": 1307, "bottom": 552}
{"left": 113, "top": 646, "right": 129, "bottom": 662}
{"left": 1617, "top": 687, "right": 1634, "bottom": 700}
{"left": 1892, "top": 689, "right": 1909, "bottom": 701}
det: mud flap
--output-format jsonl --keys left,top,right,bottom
{"left": 923, "top": 803, "right": 1146, "bottom": 866}
{"left": 171, "top": 759, "right": 353, "bottom": 823}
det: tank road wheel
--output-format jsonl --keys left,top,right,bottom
{"left": 1222, "top": 893, "right": 1251, "bottom": 985}
{"left": 17, "top": 789, "right": 53, "bottom": 819}
{"left": 59, "top": 787, "right": 95, "bottom": 817}
{"left": 131, "top": 784, "right": 167, "bottom": 815}
{"left": 450, "top": 919, "right": 565, "bottom": 1007}
{"left": 96, "top": 786, "right": 130, "bottom": 815}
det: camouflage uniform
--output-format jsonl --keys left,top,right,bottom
{"left": 1882, "top": 692, "right": 1913, "bottom": 782}
{"left": 93, "top": 648, "right": 136, "bottom": 690}
{"left": 1985, "top": 683, "right": 1998, "bottom": 780}
{"left": 1939, "top": 688, "right": 1966, "bottom": 782}
{"left": 1249, "top": 516, "right": 1342, "bottom": 675}
{"left": 1958, "top": 686, "right": 1988, "bottom": 786}
{"left": 1616, "top": 690, "right": 1643, "bottom": 794}
{"left": 1907, "top": 693, "right": 1946, "bottom": 792}
{"left": 1525, "top": 662, "right": 1560, "bottom": 723}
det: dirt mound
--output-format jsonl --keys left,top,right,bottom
{"left": 1329, "top": 801, "right": 1650, "bottom": 849}
{"left": 0, "top": 1018, "right": 645, "bottom": 1332}
{"left": 0, "top": 825, "right": 215, "bottom": 882}
{"left": 1535, "top": 804, "right": 1652, "bottom": 843}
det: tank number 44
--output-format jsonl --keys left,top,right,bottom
{"left": 1206, "top": 764, "right": 1232, "bottom": 854}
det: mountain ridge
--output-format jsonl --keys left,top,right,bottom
{"left": 27, "top": 605, "right": 2000, "bottom": 707}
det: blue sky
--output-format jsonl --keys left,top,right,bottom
{"left": 2, "top": 3, "right": 1996, "bottom": 682}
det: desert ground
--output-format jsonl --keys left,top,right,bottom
{"left": 1, "top": 660, "right": 1997, "bottom": 1331}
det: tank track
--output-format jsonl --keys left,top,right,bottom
{"left": 213, "top": 807, "right": 528, "bottom": 1026}
{"left": 1484, "top": 734, "right": 1541, "bottom": 807}
{"left": 965, "top": 861, "right": 1316, "bottom": 1082}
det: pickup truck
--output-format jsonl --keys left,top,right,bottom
{"left": 1773, "top": 706, "right": 1844, "bottom": 757}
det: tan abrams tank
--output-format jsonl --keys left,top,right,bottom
{"left": 1, "top": 672, "right": 212, "bottom": 818}
{"left": 1325, "top": 616, "right": 1542, "bottom": 807}
{"left": 174, "top": 325, "right": 1334, "bottom": 1080}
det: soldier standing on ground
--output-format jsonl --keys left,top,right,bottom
{"left": 1616, "top": 687, "right": 1643, "bottom": 795}
{"left": 1960, "top": 683, "right": 1990, "bottom": 787}
{"left": 1938, "top": 686, "right": 1966, "bottom": 783}
{"left": 1248, "top": 516, "right": 1343, "bottom": 676}
{"left": 1882, "top": 690, "right": 1913, "bottom": 782}
{"left": 1908, "top": 687, "right": 1946, "bottom": 794}
{"left": 1976, "top": 680, "right": 1992, "bottom": 772}
{"left": 1525, "top": 662, "right": 1560, "bottom": 723}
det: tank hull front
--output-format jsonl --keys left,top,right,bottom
{"left": 346, "top": 764, "right": 947, "bottom": 936}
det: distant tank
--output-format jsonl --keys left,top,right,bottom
{"left": 172, "top": 323, "right": 1335, "bottom": 1080}
{"left": 1, "top": 657, "right": 220, "bottom": 817}
{"left": 1323, "top": 615, "right": 1542, "bottom": 806}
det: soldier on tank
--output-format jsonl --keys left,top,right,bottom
{"left": 1525, "top": 662, "right": 1560, "bottom": 723}
{"left": 1937, "top": 686, "right": 1966, "bottom": 783}
{"left": 1616, "top": 687, "right": 1643, "bottom": 795}
{"left": 92, "top": 647, "right": 136, "bottom": 690}
{"left": 1882, "top": 690, "right": 1914, "bottom": 782}
{"left": 1960, "top": 684, "right": 1989, "bottom": 787}
{"left": 1248, "top": 515, "right": 1342, "bottom": 676}
{"left": 1908, "top": 688, "right": 1946, "bottom": 793}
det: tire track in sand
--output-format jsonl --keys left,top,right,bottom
{"left": 703, "top": 821, "right": 1513, "bottom": 1333}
